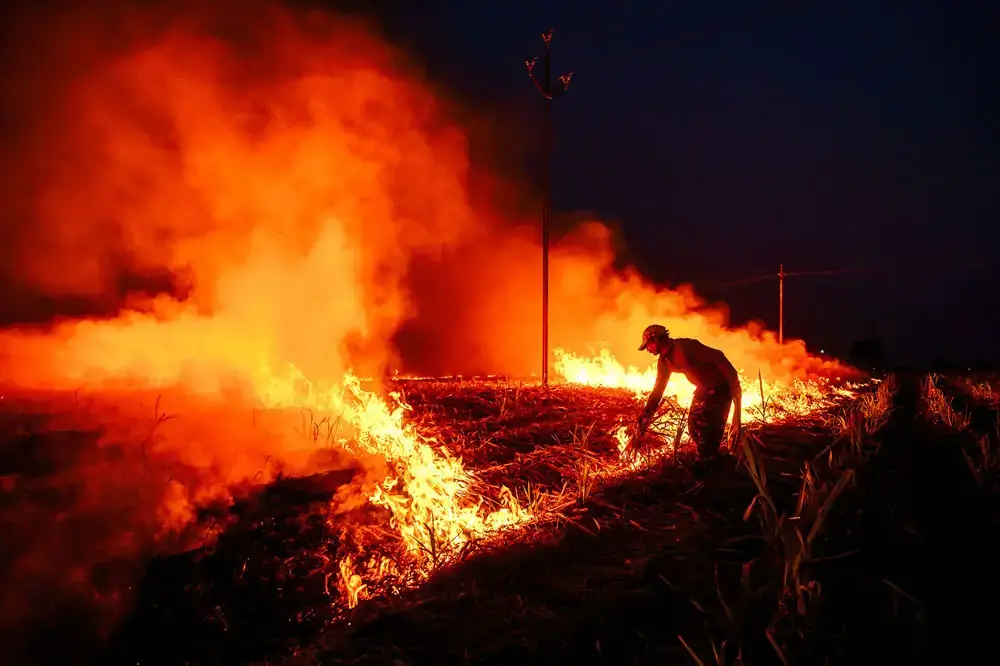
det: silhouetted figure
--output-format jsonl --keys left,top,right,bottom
{"left": 629, "top": 324, "right": 742, "bottom": 461}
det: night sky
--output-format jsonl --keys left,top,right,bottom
{"left": 0, "top": 1, "right": 996, "bottom": 366}
{"left": 356, "top": 0, "right": 999, "bottom": 365}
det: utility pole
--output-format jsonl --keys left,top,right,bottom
{"left": 714, "top": 264, "right": 887, "bottom": 346}
{"left": 525, "top": 30, "right": 573, "bottom": 385}
{"left": 778, "top": 263, "right": 786, "bottom": 345}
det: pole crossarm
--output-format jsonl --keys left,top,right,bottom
{"left": 525, "top": 29, "right": 574, "bottom": 99}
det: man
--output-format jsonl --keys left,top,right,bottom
{"left": 630, "top": 324, "right": 742, "bottom": 460}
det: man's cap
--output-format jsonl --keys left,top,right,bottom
{"left": 638, "top": 324, "right": 670, "bottom": 351}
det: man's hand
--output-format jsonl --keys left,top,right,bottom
{"left": 636, "top": 411, "right": 651, "bottom": 436}
{"left": 623, "top": 412, "right": 651, "bottom": 462}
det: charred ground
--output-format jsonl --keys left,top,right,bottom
{"left": 2, "top": 373, "right": 999, "bottom": 665}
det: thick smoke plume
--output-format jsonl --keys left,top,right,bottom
{"left": 0, "top": 1, "right": 850, "bottom": 658}
{"left": 402, "top": 221, "right": 847, "bottom": 380}
{"left": 0, "top": 0, "right": 473, "bottom": 654}
{"left": 0, "top": 2, "right": 479, "bottom": 386}
{"left": 0, "top": 2, "right": 846, "bottom": 390}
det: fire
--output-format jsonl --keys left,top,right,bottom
{"left": 554, "top": 348, "right": 850, "bottom": 423}
{"left": 337, "top": 556, "right": 368, "bottom": 609}
{"left": 554, "top": 346, "right": 859, "bottom": 467}
{"left": 259, "top": 368, "right": 528, "bottom": 573}
{"left": 0, "top": 3, "right": 534, "bottom": 623}
{"left": 0, "top": 1, "right": 866, "bottom": 632}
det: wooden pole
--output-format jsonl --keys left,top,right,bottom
{"left": 525, "top": 30, "right": 573, "bottom": 384}
{"left": 541, "top": 34, "right": 551, "bottom": 385}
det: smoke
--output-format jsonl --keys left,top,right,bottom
{"left": 0, "top": 0, "right": 477, "bottom": 656}
{"left": 0, "top": 1, "right": 846, "bottom": 390}
{"left": 0, "top": 1, "right": 480, "bottom": 384}
{"left": 0, "top": 0, "right": 851, "bottom": 658}
{"left": 402, "top": 220, "right": 850, "bottom": 380}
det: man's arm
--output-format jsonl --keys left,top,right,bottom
{"left": 627, "top": 365, "right": 668, "bottom": 455}
{"left": 643, "top": 364, "right": 670, "bottom": 421}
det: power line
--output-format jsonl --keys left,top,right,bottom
{"left": 702, "top": 261, "right": 993, "bottom": 345}
{"left": 709, "top": 262, "right": 991, "bottom": 292}
{"left": 712, "top": 266, "right": 882, "bottom": 291}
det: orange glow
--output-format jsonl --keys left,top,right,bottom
{"left": 556, "top": 346, "right": 858, "bottom": 467}
{"left": 554, "top": 347, "right": 853, "bottom": 424}
{"left": 337, "top": 556, "right": 368, "bottom": 610}
{"left": 0, "top": 1, "right": 861, "bottom": 625}
{"left": 411, "top": 220, "right": 856, "bottom": 382}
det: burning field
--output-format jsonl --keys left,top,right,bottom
{"left": 1, "top": 3, "right": 998, "bottom": 665}
{"left": 3, "top": 371, "right": 858, "bottom": 664}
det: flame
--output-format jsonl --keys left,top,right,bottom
{"left": 553, "top": 346, "right": 859, "bottom": 467}
{"left": 0, "top": 1, "right": 865, "bottom": 636}
{"left": 259, "top": 368, "right": 528, "bottom": 573}
{"left": 554, "top": 348, "right": 850, "bottom": 423}
{"left": 337, "top": 556, "right": 368, "bottom": 610}
{"left": 403, "top": 221, "right": 860, "bottom": 385}
{"left": 0, "top": 3, "right": 531, "bottom": 627}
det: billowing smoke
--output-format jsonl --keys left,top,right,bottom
{"left": 0, "top": 2, "right": 846, "bottom": 393}
{"left": 0, "top": 0, "right": 476, "bottom": 654}
{"left": 402, "top": 220, "right": 849, "bottom": 380}
{"left": 0, "top": 0, "right": 850, "bottom": 658}
{"left": 0, "top": 2, "right": 480, "bottom": 387}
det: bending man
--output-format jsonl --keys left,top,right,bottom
{"left": 633, "top": 324, "right": 742, "bottom": 460}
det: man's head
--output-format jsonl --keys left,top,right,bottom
{"left": 638, "top": 324, "right": 670, "bottom": 355}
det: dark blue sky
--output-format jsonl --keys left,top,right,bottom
{"left": 0, "top": 1, "right": 994, "bottom": 366}
{"left": 357, "top": 0, "right": 998, "bottom": 364}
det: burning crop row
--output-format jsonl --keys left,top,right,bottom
{"left": 252, "top": 354, "right": 861, "bottom": 610}
{"left": 252, "top": 368, "right": 531, "bottom": 605}
{"left": 555, "top": 348, "right": 859, "bottom": 423}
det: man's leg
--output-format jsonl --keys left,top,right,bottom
{"left": 689, "top": 386, "right": 730, "bottom": 459}
{"left": 687, "top": 389, "right": 712, "bottom": 458}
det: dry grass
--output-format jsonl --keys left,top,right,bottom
{"left": 734, "top": 435, "right": 852, "bottom": 665}
{"left": 963, "top": 378, "right": 997, "bottom": 402}
{"left": 922, "top": 373, "right": 971, "bottom": 431}
{"left": 694, "top": 376, "right": 900, "bottom": 665}
{"left": 957, "top": 391, "right": 1000, "bottom": 486}
{"left": 11, "top": 373, "right": 1000, "bottom": 666}
{"left": 815, "top": 376, "right": 895, "bottom": 468}
{"left": 918, "top": 373, "right": 1000, "bottom": 486}
{"left": 302, "top": 379, "right": 889, "bottom": 665}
